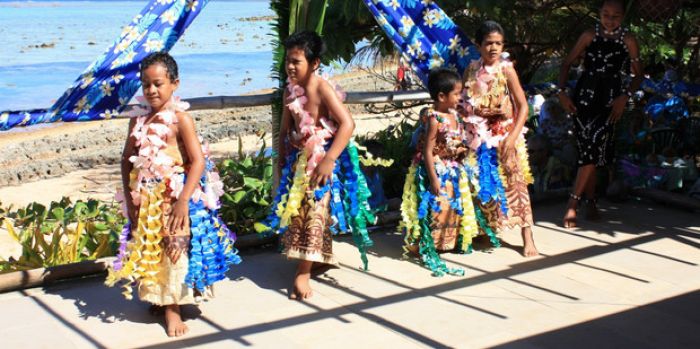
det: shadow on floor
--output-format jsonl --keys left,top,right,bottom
{"left": 494, "top": 290, "right": 700, "bottom": 349}
{"left": 30, "top": 199, "right": 699, "bottom": 348}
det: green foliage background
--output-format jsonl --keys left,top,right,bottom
{"left": 315, "top": 0, "right": 699, "bottom": 84}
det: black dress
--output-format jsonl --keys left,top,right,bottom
{"left": 573, "top": 24, "right": 630, "bottom": 167}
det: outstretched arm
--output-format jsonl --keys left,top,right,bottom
{"left": 506, "top": 65, "right": 528, "bottom": 137}
{"left": 608, "top": 34, "right": 643, "bottom": 123}
{"left": 558, "top": 30, "right": 594, "bottom": 113}
{"left": 624, "top": 34, "right": 643, "bottom": 93}
{"left": 169, "top": 112, "right": 205, "bottom": 233}
{"left": 312, "top": 80, "right": 355, "bottom": 186}
{"left": 503, "top": 65, "right": 528, "bottom": 158}
{"left": 423, "top": 116, "right": 441, "bottom": 195}
{"left": 277, "top": 89, "right": 292, "bottom": 171}
{"left": 121, "top": 118, "right": 137, "bottom": 224}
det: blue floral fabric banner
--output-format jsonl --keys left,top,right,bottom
{"left": 362, "top": 0, "right": 479, "bottom": 85}
{"left": 0, "top": 0, "right": 208, "bottom": 131}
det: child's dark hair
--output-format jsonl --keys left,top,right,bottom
{"left": 140, "top": 52, "right": 179, "bottom": 82}
{"left": 283, "top": 30, "right": 325, "bottom": 63}
{"left": 601, "top": 0, "right": 626, "bottom": 10}
{"left": 427, "top": 68, "right": 461, "bottom": 100}
{"left": 475, "top": 20, "right": 505, "bottom": 45}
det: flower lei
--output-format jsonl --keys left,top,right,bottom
{"left": 428, "top": 108, "right": 468, "bottom": 167}
{"left": 286, "top": 75, "right": 347, "bottom": 176}
{"left": 124, "top": 96, "right": 224, "bottom": 211}
{"left": 108, "top": 96, "right": 236, "bottom": 297}
{"left": 259, "top": 75, "right": 376, "bottom": 270}
{"left": 462, "top": 59, "right": 526, "bottom": 150}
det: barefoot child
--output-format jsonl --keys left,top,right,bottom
{"left": 260, "top": 31, "right": 374, "bottom": 299}
{"left": 462, "top": 21, "right": 539, "bottom": 257}
{"left": 400, "top": 68, "right": 479, "bottom": 276}
{"left": 106, "top": 52, "right": 241, "bottom": 337}
{"left": 559, "top": 0, "right": 642, "bottom": 228}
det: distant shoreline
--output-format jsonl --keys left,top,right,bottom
{"left": 0, "top": 68, "right": 396, "bottom": 189}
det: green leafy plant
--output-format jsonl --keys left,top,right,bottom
{"left": 218, "top": 135, "right": 274, "bottom": 236}
{"left": 357, "top": 116, "right": 419, "bottom": 199}
{"left": 0, "top": 198, "right": 125, "bottom": 273}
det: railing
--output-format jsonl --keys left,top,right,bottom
{"left": 122, "top": 90, "right": 432, "bottom": 114}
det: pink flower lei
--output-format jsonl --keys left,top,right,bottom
{"left": 123, "top": 96, "right": 223, "bottom": 210}
{"left": 286, "top": 74, "right": 346, "bottom": 176}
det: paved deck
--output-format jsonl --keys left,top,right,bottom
{"left": 1, "top": 199, "right": 699, "bottom": 348}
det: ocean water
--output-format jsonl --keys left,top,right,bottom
{"left": 0, "top": 0, "right": 276, "bottom": 111}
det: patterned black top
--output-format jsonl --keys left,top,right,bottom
{"left": 574, "top": 24, "right": 630, "bottom": 109}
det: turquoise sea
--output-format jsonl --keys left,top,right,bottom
{"left": 0, "top": 0, "right": 276, "bottom": 111}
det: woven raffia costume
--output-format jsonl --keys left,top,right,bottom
{"left": 462, "top": 59, "right": 534, "bottom": 237}
{"left": 106, "top": 97, "right": 241, "bottom": 304}
{"left": 260, "top": 78, "right": 375, "bottom": 270}
{"left": 400, "top": 108, "right": 480, "bottom": 276}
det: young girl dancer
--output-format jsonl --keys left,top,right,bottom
{"left": 400, "top": 68, "right": 479, "bottom": 276}
{"left": 106, "top": 52, "right": 240, "bottom": 337}
{"left": 260, "top": 31, "right": 374, "bottom": 299}
{"left": 462, "top": 20, "right": 539, "bottom": 257}
{"left": 559, "top": 0, "right": 642, "bottom": 228}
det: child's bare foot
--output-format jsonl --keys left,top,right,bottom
{"left": 164, "top": 304, "right": 188, "bottom": 337}
{"left": 563, "top": 208, "right": 577, "bottom": 228}
{"left": 290, "top": 272, "right": 313, "bottom": 300}
{"left": 521, "top": 228, "right": 539, "bottom": 257}
{"left": 290, "top": 260, "right": 313, "bottom": 300}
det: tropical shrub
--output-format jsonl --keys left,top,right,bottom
{"left": 0, "top": 198, "right": 125, "bottom": 273}
{"left": 217, "top": 135, "right": 274, "bottom": 236}
{"left": 357, "top": 116, "right": 419, "bottom": 199}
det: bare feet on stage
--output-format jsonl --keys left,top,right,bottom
{"left": 563, "top": 207, "right": 577, "bottom": 228}
{"left": 563, "top": 193, "right": 581, "bottom": 229}
{"left": 164, "top": 304, "right": 188, "bottom": 337}
{"left": 521, "top": 227, "right": 539, "bottom": 257}
{"left": 290, "top": 260, "right": 313, "bottom": 300}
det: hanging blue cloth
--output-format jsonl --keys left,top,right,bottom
{"left": 0, "top": 0, "right": 209, "bottom": 131}
{"left": 362, "top": 0, "right": 479, "bottom": 86}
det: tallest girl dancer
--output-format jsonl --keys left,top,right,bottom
{"left": 559, "top": 0, "right": 643, "bottom": 228}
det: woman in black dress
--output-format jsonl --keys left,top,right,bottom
{"left": 559, "top": 0, "right": 643, "bottom": 228}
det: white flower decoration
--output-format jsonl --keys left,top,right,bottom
{"left": 73, "top": 96, "right": 91, "bottom": 115}
{"left": 144, "top": 39, "right": 164, "bottom": 52}
{"left": 100, "top": 81, "right": 114, "bottom": 97}
{"left": 161, "top": 10, "right": 177, "bottom": 25}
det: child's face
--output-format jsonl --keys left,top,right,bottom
{"left": 141, "top": 63, "right": 179, "bottom": 111}
{"left": 285, "top": 46, "right": 318, "bottom": 85}
{"left": 599, "top": 2, "right": 624, "bottom": 32}
{"left": 477, "top": 32, "right": 504, "bottom": 65}
{"left": 438, "top": 81, "right": 463, "bottom": 110}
